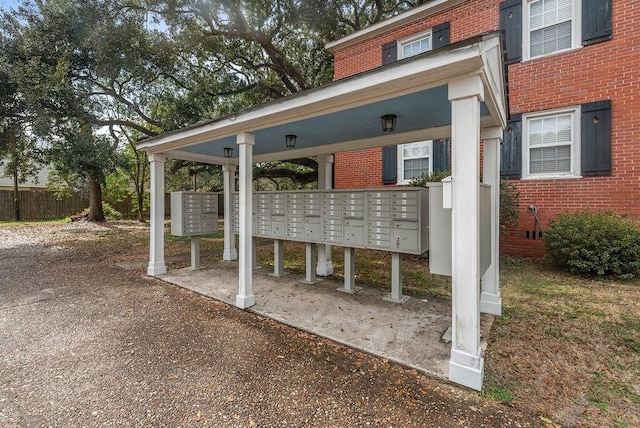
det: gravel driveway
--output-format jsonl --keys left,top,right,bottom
{"left": 0, "top": 224, "right": 542, "bottom": 427}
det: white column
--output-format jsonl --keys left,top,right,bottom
{"left": 316, "top": 154, "right": 334, "bottom": 276}
{"left": 147, "top": 153, "right": 167, "bottom": 276}
{"left": 481, "top": 128, "right": 502, "bottom": 315}
{"left": 222, "top": 163, "right": 238, "bottom": 261}
{"left": 236, "top": 132, "right": 255, "bottom": 309}
{"left": 448, "top": 75, "right": 484, "bottom": 391}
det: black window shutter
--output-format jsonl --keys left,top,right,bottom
{"left": 382, "top": 146, "right": 397, "bottom": 184}
{"left": 382, "top": 41, "right": 397, "bottom": 65}
{"left": 581, "top": 100, "right": 612, "bottom": 176}
{"left": 500, "top": 114, "right": 522, "bottom": 178}
{"left": 432, "top": 138, "right": 451, "bottom": 172}
{"left": 582, "top": 0, "right": 612, "bottom": 46}
{"left": 432, "top": 22, "right": 450, "bottom": 49}
{"left": 499, "top": 0, "right": 522, "bottom": 64}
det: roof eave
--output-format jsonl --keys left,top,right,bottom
{"left": 325, "top": 0, "right": 468, "bottom": 54}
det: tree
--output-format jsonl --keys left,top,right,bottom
{"left": 46, "top": 122, "right": 122, "bottom": 222}
{"left": 1, "top": 0, "right": 427, "bottom": 210}
{"left": 0, "top": 0, "right": 165, "bottom": 221}
{"left": 134, "top": 0, "right": 407, "bottom": 184}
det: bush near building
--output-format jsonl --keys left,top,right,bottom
{"left": 545, "top": 211, "right": 640, "bottom": 280}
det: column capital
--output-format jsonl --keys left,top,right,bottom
{"left": 448, "top": 74, "right": 484, "bottom": 103}
{"left": 480, "top": 127, "right": 503, "bottom": 141}
{"left": 317, "top": 154, "right": 334, "bottom": 164}
{"left": 237, "top": 132, "right": 255, "bottom": 146}
{"left": 222, "top": 163, "right": 237, "bottom": 172}
{"left": 148, "top": 153, "right": 166, "bottom": 163}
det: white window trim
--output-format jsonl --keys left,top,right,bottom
{"left": 521, "top": 106, "right": 581, "bottom": 180}
{"left": 397, "top": 141, "right": 433, "bottom": 185}
{"left": 522, "top": 0, "right": 582, "bottom": 61}
{"left": 398, "top": 29, "right": 432, "bottom": 59}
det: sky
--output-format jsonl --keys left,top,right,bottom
{"left": 0, "top": 0, "right": 24, "bottom": 12}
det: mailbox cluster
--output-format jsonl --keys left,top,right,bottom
{"left": 170, "top": 192, "right": 218, "bottom": 237}
{"left": 231, "top": 188, "right": 428, "bottom": 255}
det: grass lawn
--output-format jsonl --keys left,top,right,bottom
{"left": 4, "top": 219, "right": 638, "bottom": 427}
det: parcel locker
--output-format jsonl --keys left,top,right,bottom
{"left": 170, "top": 192, "right": 219, "bottom": 237}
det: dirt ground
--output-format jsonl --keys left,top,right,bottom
{"left": 0, "top": 222, "right": 544, "bottom": 427}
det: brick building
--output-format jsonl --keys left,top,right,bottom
{"left": 327, "top": 0, "right": 636, "bottom": 257}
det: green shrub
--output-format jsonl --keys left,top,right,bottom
{"left": 499, "top": 179, "right": 520, "bottom": 229}
{"left": 102, "top": 202, "right": 123, "bottom": 220}
{"left": 545, "top": 211, "right": 640, "bottom": 279}
{"left": 74, "top": 202, "right": 123, "bottom": 221}
{"left": 409, "top": 169, "right": 451, "bottom": 186}
{"left": 409, "top": 172, "right": 520, "bottom": 230}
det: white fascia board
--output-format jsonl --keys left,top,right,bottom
{"left": 479, "top": 34, "right": 507, "bottom": 129}
{"left": 140, "top": 43, "right": 484, "bottom": 155}
{"left": 325, "top": 0, "right": 468, "bottom": 53}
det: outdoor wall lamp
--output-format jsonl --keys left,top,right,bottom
{"left": 223, "top": 147, "right": 233, "bottom": 158}
{"left": 285, "top": 134, "right": 297, "bottom": 148}
{"left": 381, "top": 114, "right": 397, "bottom": 132}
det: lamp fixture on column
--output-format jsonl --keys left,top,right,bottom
{"left": 223, "top": 147, "right": 233, "bottom": 158}
{"left": 285, "top": 134, "right": 297, "bottom": 148}
{"left": 381, "top": 114, "right": 397, "bottom": 132}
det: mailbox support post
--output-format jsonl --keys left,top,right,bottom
{"left": 384, "top": 252, "right": 409, "bottom": 303}
{"left": 300, "top": 243, "right": 321, "bottom": 284}
{"left": 337, "top": 247, "right": 360, "bottom": 293}
{"left": 269, "top": 239, "right": 286, "bottom": 277}
{"left": 147, "top": 153, "right": 167, "bottom": 276}
{"left": 190, "top": 236, "right": 201, "bottom": 270}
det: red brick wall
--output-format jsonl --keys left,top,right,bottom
{"left": 332, "top": 0, "right": 639, "bottom": 257}
{"left": 334, "top": 147, "right": 384, "bottom": 189}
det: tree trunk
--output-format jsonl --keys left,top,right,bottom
{"left": 12, "top": 168, "right": 20, "bottom": 221}
{"left": 87, "top": 175, "right": 106, "bottom": 222}
{"left": 136, "top": 189, "right": 145, "bottom": 223}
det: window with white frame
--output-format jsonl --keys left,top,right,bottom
{"left": 396, "top": 33, "right": 433, "bottom": 183}
{"left": 399, "top": 31, "right": 432, "bottom": 59}
{"left": 524, "top": 0, "right": 580, "bottom": 59}
{"left": 523, "top": 107, "right": 580, "bottom": 178}
{"left": 397, "top": 141, "right": 432, "bottom": 184}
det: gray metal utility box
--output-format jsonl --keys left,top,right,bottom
{"left": 230, "top": 188, "right": 429, "bottom": 255}
{"left": 170, "top": 191, "right": 218, "bottom": 236}
{"left": 427, "top": 182, "right": 491, "bottom": 276}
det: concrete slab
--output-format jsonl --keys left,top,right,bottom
{"left": 160, "top": 260, "right": 495, "bottom": 380}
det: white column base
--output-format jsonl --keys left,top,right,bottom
{"left": 235, "top": 294, "right": 255, "bottom": 309}
{"left": 147, "top": 262, "right": 167, "bottom": 276}
{"left": 316, "top": 258, "right": 334, "bottom": 276}
{"left": 449, "top": 348, "right": 484, "bottom": 391}
{"left": 480, "top": 291, "right": 502, "bottom": 315}
{"left": 223, "top": 248, "right": 238, "bottom": 261}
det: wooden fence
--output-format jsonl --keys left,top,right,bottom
{"left": 0, "top": 190, "right": 88, "bottom": 221}
{"left": 0, "top": 190, "right": 215, "bottom": 221}
{"left": 0, "top": 190, "right": 173, "bottom": 221}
